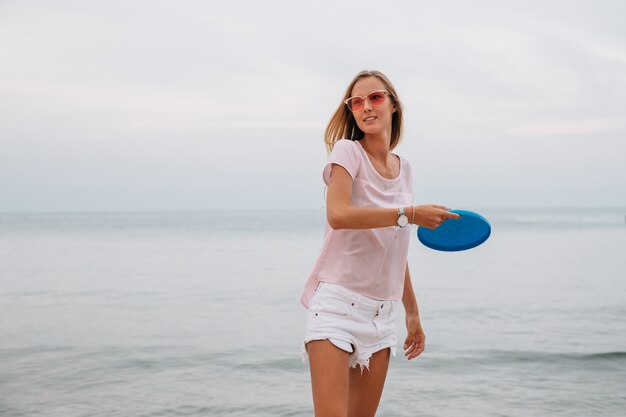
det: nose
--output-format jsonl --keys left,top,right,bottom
{"left": 362, "top": 97, "right": 373, "bottom": 111}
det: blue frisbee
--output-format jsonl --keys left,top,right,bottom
{"left": 417, "top": 209, "right": 491, "bottom": 252}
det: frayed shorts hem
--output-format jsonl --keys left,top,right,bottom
{"left": 301, "top": 336, "right": 397, "bottom": 371}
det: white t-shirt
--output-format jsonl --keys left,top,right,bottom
{"left": 301, "top": 139, "right": 413, "bottom": 308}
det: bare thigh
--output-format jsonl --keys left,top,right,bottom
{"left": 307, "top": 340, "right": 350, "bottom": 417}
{"left": 348, "top": 347, "right": 391, "bottom": 417}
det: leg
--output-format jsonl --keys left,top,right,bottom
{"left": 307, "top": 339, "right": 351, "bottom": 417}
{"left": 347, "top": 347, "right": 391, "bottom": 417}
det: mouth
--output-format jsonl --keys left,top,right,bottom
{"left": 363, "top": 116, "right": 377, "bottom": 122}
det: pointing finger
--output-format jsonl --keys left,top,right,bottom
{"left": 445, "top": 212, "right": 461, "bottom": 220}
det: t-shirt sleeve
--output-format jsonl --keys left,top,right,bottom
{"left": 322, "top": 140, "right": 360, "bottom": 185}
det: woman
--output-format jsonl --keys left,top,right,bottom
{"left": 301, "top": 70, "right": 460, "bottom": 417}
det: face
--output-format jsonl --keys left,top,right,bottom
{"left": 349, "top": 76, "right": 396, "bottom": 136}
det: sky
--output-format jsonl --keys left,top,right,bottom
{"left": 1, "top": 0, "right": 625, "bottom": 212}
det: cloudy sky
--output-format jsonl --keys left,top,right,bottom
{"left": 1, "top": 0, "right": 625, "bottom": 212}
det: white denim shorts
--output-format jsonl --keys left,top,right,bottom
{"left": 301, "top": 282, "right": 399, "bottom": 370}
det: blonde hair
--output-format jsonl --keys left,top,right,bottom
{"left": 324, "top": 70, "right": 404, "bottom": 153}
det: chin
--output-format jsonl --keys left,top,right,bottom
{"left": 360, "top": 127, "right": 384, "bottom": 135}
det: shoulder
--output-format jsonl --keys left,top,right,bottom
{"left": 392, "top": 150, "right": 412, "bottom": 172}
{"left": 328, "top": 139, "right": 362, "bottom": 164}
{"left": 323, "top": 140, "right": 361, "bottom": 184}
{"left": 331, "top": 139, "right": 359, "bottom": 153}
{"left": 399, "top": 154, "right": 412, "bottom": 171}
{"left": 398, "top": 153, "right": 413, "bottom": 185}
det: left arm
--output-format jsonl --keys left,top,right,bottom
{"left": 402, "top": 262, "right": 426, "bottom": 360}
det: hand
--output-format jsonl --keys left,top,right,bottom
{"left": 404, "top": 313, "right": 425, "bottom": 360}
{"left": 413, "top": 205, "right": 461, "bottom": 229}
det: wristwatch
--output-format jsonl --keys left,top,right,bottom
{"left": 397, "top": 207, "right": 409, "bottom": 228}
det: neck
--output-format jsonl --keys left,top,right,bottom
{"left": 360, "top": 133, "right": 391, "bottom": 161}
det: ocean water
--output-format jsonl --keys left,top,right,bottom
{"left": 1, "top": 208, "right": 625, "bottom": 417}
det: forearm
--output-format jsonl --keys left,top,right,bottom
{"left": 402, "top": 263, "right": 419, "bottom": 316}
{"left": 327, "top": 202, "right": 459, "bottom": 230}
{"left": 326, "top": 164, "right": 458, "bottom": 231}
{"left": 327, "top": 205, "right": 413, "bottom": 230}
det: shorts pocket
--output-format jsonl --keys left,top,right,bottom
{"left": 310, "top": 292, "right": 354, "bottom": 318}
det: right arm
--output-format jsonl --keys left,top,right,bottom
{"left": 326, "top": 164, "right": 460, "bottom": 230}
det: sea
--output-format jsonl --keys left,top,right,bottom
{"left": 1, "top": 208, "right": 625, "bottom": 417}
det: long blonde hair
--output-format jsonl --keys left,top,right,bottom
{"left": 324, "top": 70, "right": 404, "bottom": 153}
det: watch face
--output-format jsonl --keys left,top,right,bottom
{"left": 398, "top": 214, "right": 409, "bottom": 227}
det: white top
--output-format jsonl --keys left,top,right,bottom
{"left": 301, "top": 139, "right": 413, "bottom": 308}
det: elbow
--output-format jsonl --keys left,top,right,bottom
{"left": 327, "top": 207, "right": 347, "bottom": 230}
{"left": 328, "top": 219, "right": 344, "bottom": 230}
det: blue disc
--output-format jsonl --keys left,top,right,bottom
{"left": 417, "top": 209, "right": 491, "bottom": 252}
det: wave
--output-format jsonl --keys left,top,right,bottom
{"left": 214, "top": 349, "right": 626, "bottom": 373}
{"left": 485, "top": 349, "right": 626, "bottom": 362}
{"left": 583, "top": 351, "right": 626, "bottom": 360}
{"left": 430, "top": 349, "right": 626, "bottom": 368}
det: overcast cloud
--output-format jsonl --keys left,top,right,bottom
{"left": 1, "top": 0, "right": 625, "bottom": 211}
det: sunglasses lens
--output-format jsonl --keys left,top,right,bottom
{"left": 348, "top": 97, "right": 363, "bottom": 111}
{"left": 346, "top": 91, "right": 387, "bottom": 111}
{"left": 368, "top": 92, "right": 386, "bottom": 105}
